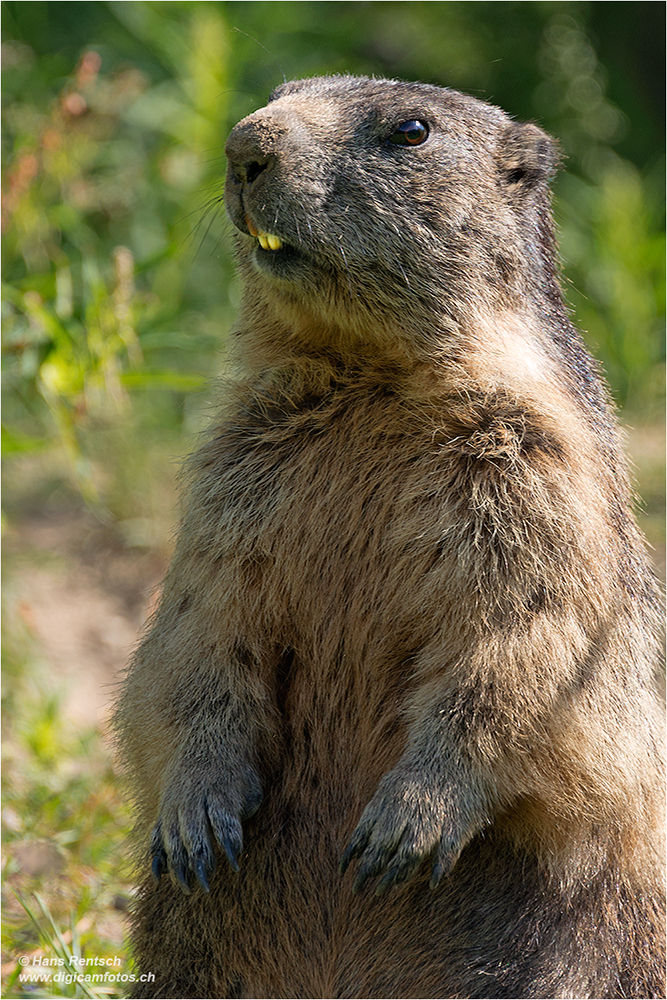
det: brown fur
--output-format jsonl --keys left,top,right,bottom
{"left": 115, "top": 76, "right": 665, "bottom": 999}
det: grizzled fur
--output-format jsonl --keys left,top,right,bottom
{"left": 115, "top": 76, "right": 664, "bottom": 999}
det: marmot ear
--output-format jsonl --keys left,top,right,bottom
{"left": 497, "top": 122, "right": 560, "bottom": 192}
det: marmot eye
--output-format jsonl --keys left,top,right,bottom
{"left": 387, "top": 120, "right": 429, "bottom": 146}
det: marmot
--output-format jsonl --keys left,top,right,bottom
{"left": 115, "top": 75, "right": 665, "bottom": 999}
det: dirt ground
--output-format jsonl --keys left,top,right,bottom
{"left": 4, "top": 508, "right": 169, "bottom": 732}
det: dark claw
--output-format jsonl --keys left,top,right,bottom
{"left": 340, "top": 830, "right": 370, "bottom": 876}
{"left": 339, "top": 852, "right": 352, "bottom": 877}
{"left": 430, "top": 842, "right": 461, "bottom": 889}
{"left": 207, "top": 805, "right": 243, "bottom": 872}
{"left": 195, "top": 858, "right": 211, "bottom": 893}
{"left": 429, "top": 863, "right": 444, "bottom": 890}
{"left": 173, "top": 862, "right": 192, "bottom": 894}
{"left": 151, "top": 850, "right": 167, "bottom": 882}
{"left": 352, "top": 870, "right": 371, "bottom": 894}
{"left": 240, "top": 786, "right": 263, "bottom": 821}
{"left": 375, "top": 857, "right": 420, "bottom": 896}
{"left": 351, "top": 853, "right": 385, "bottom": 894}
{"left": 221, "top": 834, "right": 240, "bottom": 872}
{"left": 150, "top": 823, "right": 168, "bottom": 882}
{"left": 374, "top": 869, "right": 398, "bottom": 896}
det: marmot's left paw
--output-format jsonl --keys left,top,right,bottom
{"left": 339, "top": 769, "right": 471, "bottom": 895}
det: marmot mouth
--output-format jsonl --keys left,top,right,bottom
{"left": 245, "top": 215, "right": 283, "bottom": 252}
{"left": 240, "top": 213, "right": 313, "bottom": 279}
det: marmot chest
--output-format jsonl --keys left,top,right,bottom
{"left": 205, "top": 390, "right": 454, "bottom": 653}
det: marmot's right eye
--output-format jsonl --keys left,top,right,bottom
{"left": 387, "top": 120, "right": 429, "bottom": 146}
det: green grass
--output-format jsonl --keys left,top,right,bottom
{"left": 2, "top": 625, "right": 134, "bottom": 998}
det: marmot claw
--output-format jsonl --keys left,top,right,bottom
{"left": 150, "top": 770, "right": 262, "bottom": 893}
{"left": 340, "top": 772, "right": 465, "bottom": 895}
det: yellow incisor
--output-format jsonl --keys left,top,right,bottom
{"left": 245, "top": 214, "right": 282, "bottom": 250}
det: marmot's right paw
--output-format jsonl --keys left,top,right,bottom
{"left": 150, "top": 764, "right": 262, "bottom": 894}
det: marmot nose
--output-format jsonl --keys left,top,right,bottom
{"left": 228, "top": 155, "right": 272, "bottom": 187}
{"left": 225, "top": 122, "right": 278, "bottom": 187}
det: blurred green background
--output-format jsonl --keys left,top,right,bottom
{"left": 2, "top": 2, "right": 664, "bottom": 995}
{"left": 3, "top": 1, "right": 665, "bottom": 516}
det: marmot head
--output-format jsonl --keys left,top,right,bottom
{"left": 224, "top": 76, "right": 560, "bottom": 349}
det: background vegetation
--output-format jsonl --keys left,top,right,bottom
{"left": 2, "top": 2, "right": 664, "bottom": 996}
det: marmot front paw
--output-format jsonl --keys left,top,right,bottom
{"left": 340, "top": 767, "right": 478, "bottom": 895}
{"left": 151, "top": 763, "right": 263, "bottom": 893}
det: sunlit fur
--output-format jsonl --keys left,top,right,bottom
{"left": 115, "top": 76, "right": 664, "bottom": 999}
